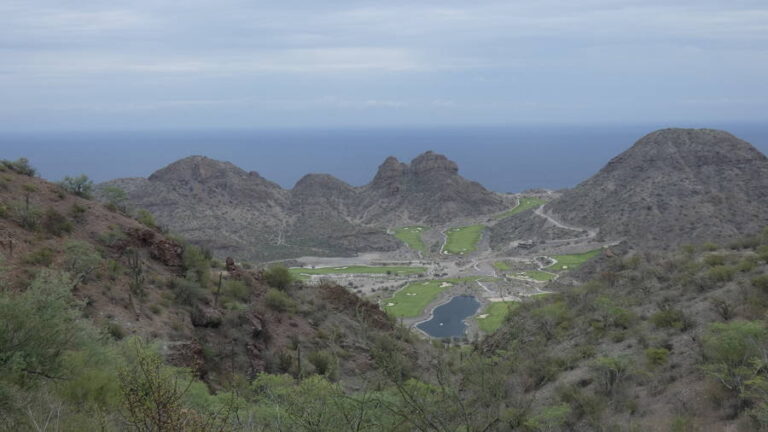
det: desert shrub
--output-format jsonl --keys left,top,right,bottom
{"left": 100, "top": 186, "right": 127, "bottom": 213}
{"left": 645, "top": 347, "right": 670, "bottom": 367}
{"left": 106, "top": 321, "right": 127, "bottom": 340}
{"left": 651, "top": 308, "right": 691, "bottom": 330}
{"left": 707, "top": 265, "right": 736, "bottom": 283}
{"left": 0, "top": 270, "right": 84, "bottom": 385}
{"left": 59, "top": 174, "right": 93, "bottom": 198}
{"left": 170, "top": 277, "right": 205, "bottom": 306}
{"left": 265, "top": 288, "right": 296, "bottom": 312}
{"left": 592, "top": 356, "right": 632, "bottom": 395}
{"left": 63, "top": 240, "right": 101, "bottom": 285}
{"left": 524, "top": 403, "right": 572, "bottom": 431}
{"left": 70, "top": 203, "right": 87, "bottom": 223}
{"left": 758, "top": 246, "right": 768, "bottom": 263}
{"left": 135, "top": 209, "right": 157, "bottom": 229}
{"left": 22, "top": 247, "right": 55, "bottom": 266}
{"left": 308, "top": 350, "right": 338, "bottom": 378}
{"left": 752, "top": 275, "right": 768, "bottom": 293}
{"left": 701, "top": 321, "right": 768, "bottom": 394}
{"left": 182, "top": 245, "right": 210, "bottom": 288}
{"left": 704, "top": 254, "right": 726, "bottom": 267}
{"left": 222, "top": 279, "right": 249, "bottom": 302}
{"left": 1, "top": 158, "right": 35, "bottom": 176}
{"left": 42, "top": 207, "right": 73, "bottom": 236}
{"left": 98, "top": 225, "right": 126, "bottom": 247}
{"left": 263, "top": 265, "right": 293, "bottom": 290}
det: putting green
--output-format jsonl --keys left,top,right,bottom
{"left": 546, "top": 249, "right": 601, "bottom": 271}
{"left": 523, "top": 270, "right": 556, "bottom": 281}
{"left": 393, "top": 226, "right": 428, "bottom": 252}
{"left": 383, "top": 276, "right": 499, "bottom": 318}
{"left": 289, "top": 265, "right": 427, "bottom": 281}
{"left": 443, "top": 224, "right": 485, "bottom": 255}
{"left": 493, "top": 261, "right": 511, "bottom": 271}
{"left": 477, "top": 301, "right": 519, "bottom": 333}
{"left": 494, "top": 197, "right": 547, "bottom": 220}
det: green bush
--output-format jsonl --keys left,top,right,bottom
{"left": 644, "top": 347, "right": 670, "bottom": 367}
{"left": 308, "top": 350, "right": 338, "bottom": 378}
{"left": 106, "top": 321, "right": 127, "bottom": 340}
{"left": 704, "top": 254, "right": 726, "bottom": 266}
{"left": 170, "top": 277, "right": 205, "bottom": 306}
{"left": 752, "top": 275, "right": 768, "bottom": 293}
{"left": 22, "top": 247, "right": 55, "bottom": 266}
{"left": 707, "top": 265, "right": 736, "bottom": 283}
{"left": 265, "top": 288, "right": 296, "bottom": 312}
{"left": 182, "top": 245, "right": 210, "bottom": 288}
{"left": 100, "top": 186, "right": 127, "bottom": 213}
{"left": 135, "top": 209, "right": 157, "bottom": 229}
{"left": 263, "top": 265, "right": 293, "bottom": 290}
{"left": 701, "top": 321, "right": 768, "bottom": 393}
{"left": 59, "top": 174, "right": 93, "bottom": 198}
{"left": 222, "top": 279, "right": 249, "bottom": 302}
{"left": 651, "top": 308, "right": 690, "bottom": 330}
{"left": 98, "top": 225, "right": 127, "bottom": 247}
{"left": 42, "top": 207, "right": 73, "bottom": 236}
{"left": 1, "top": 158, "right": 36, "bottom": 176}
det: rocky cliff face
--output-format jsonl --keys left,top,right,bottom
{"left": 358, "top": 151, "right": 507, "bottom": 225}
{"left": 100, "top": 152, "right": 507, "bottom": 261}
{"left": 546, "top": 128, "right": 768, "bottom": 247}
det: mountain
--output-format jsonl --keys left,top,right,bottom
{"left": 100, "top": 152, "right": 508, "bottom": 261}
{"left": 545, "top": 128, "right": 768, "bottom": 247}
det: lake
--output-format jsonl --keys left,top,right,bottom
{"left": 417, "top": 295, "right": 481, "bottom": 339}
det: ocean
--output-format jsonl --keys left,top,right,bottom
{"left": 1, "top": 124, "right": 766, "bottom": 193}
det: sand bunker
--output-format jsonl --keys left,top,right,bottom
{"left": 440, "top": 282, "right": 453, "bottom": 288}
{"left": 477, "top": 314, "right": 489, "bottom": 319}
{"left": 386, "top": 302, "right": 395, "bottom": 306}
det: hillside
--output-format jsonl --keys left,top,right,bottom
{"left": 545, "top": 128, "right": 768, "bottom": 247}
{"left": 0, "top": 160, "right": 436, "bottom": 430}
{"left": 100, "top": 152, "right": 509, "bottom": 261}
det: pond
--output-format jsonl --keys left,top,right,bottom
{"left": 417, "top": 295, "right": 481, "bottom": 338}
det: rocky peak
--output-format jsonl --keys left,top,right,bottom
{"left": 410, "top": 151, "right": 459, "bottom": 176}
{"left": 371, "top": 156, "right": 407, "bottom": 186}
{"left": 148, "top": 155, "right": 246, "bottom": 183}
{"left": 293, "top": 173, "right": 354, "bottom": 195}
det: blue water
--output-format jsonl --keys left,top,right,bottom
{"left": 417, "top": 295, "right": 481, "bottom": 339}
{"left": 0, "top": 124, "right": 766, "bottom": 192}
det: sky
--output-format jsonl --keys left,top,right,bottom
{"left": 1, "top": 0, "right": 768, "bottom": 130}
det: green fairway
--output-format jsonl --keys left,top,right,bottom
{"left": 443, "top": 224, "right": 485, "bottom": 254}
{"left": 476, "top": 301, "right": 519, "bottom": 333}
{"left": 493, "top": 261, "right": 511, "bottom": 271}
{"left": 393, "top": 226, "right": 428, "bottom": 252}
{"left": 289, "top": 265, "right": 427, "bottom": 281}
{"left": 383, "top": 276, "right": 499, "bottom": 318}
{"left": 523, "top": 270, "right": 557, "bottom": 281}
{"left": 546, "top": 249, "right": 602, "bottom": 271}
{"left": 494, "top": 197, "right": 547, "bottom": 220}
{"left": 383, "top": 280, "right": 456, "bottom": 318}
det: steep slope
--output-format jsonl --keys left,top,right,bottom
{"left": 101, "top": 152, "right": 508, "bottom": 261}
{"left": 0, "top": 162, "right": 426, "bottom": 394}
{"left": 546, "top": 128, "right": 768, "bottom": 247}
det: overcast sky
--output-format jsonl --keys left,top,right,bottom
{"left": 1, "top": 0, "right": 767, "bottom": 130}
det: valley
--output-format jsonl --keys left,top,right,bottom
{"left": 288, "top": 192, "right": 616, "bottom": 338}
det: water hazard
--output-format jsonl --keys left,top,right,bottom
{"left": 417, "top": 295, "right": 481, "bottom": 338}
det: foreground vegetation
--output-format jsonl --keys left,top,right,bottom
{"left": 443, "top": 224, "right": 485, "bottom": 254}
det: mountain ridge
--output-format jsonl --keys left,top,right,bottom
{"left": 100, "top": 151, "right": 510, "bottom": 260}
